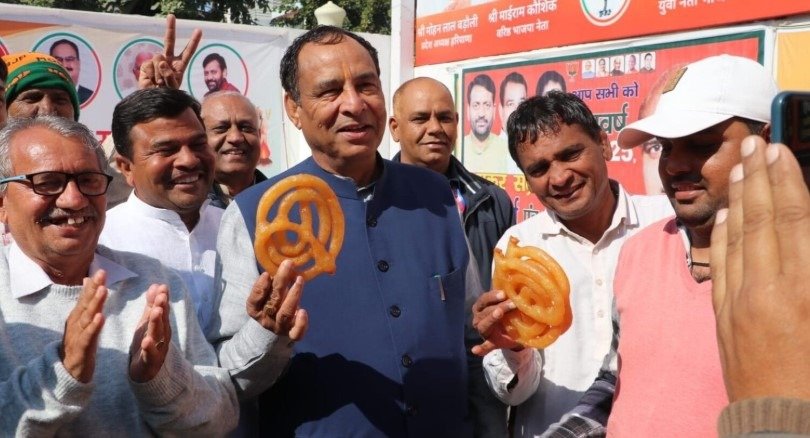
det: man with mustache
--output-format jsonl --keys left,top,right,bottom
{"left": 0, "top": 116, "right": 239, "bottom": 435}
{"left": 551, "top": 55, "right": 779, "bottom": 437}
{"left": 203, "top": 53, "right": 239, "bottom": 97}
{"left": 389, "top": 77, "right": 515, "bottom": 437}
{"left": 201, "top": 91, "right": 266, "bottom": 208}
{"left": 212, "top": 26, "right": 471, "bottom": 435}
{"left": 471, "top": 91, "right": 671, "bottom": 436}
{"left": 464, "top": 73, "right": 509, "bottom": 173}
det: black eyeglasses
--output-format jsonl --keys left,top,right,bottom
{"left": 0, "top": 171, "right": 113, "bottom": 196}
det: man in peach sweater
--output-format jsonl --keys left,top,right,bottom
{"left": 609, "top": 55, "right": 776, "bottom": 437}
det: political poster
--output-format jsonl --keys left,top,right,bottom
{"left": 459, "top": 32, "right": 763, "bottom": 221}
{"left": 415, "top": 0, "right": 808, "bottom": 65}
{"left": 0, "top": 5, "right": 289, "bottom": 176}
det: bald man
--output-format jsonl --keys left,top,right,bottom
{"left": 389, "top": 77, "right": 515, "bottom": 437}
{"left": 201, "top": 91, "right": 266, "bottom": 208}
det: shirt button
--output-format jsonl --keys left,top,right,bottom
{"left": 597, "top": 310, "right": 605, "bottom": 318}
{"left": 401, "top": 354, "right": 413, "bottom": 367}
{"left": 405, "top": 403, "right": 418, "bottom": 416}
{"left": 389, "top": 305, "right": 401, "bottom": 318}
{"left": 595, "top": 278, "right": 603, "bottom": 286}
{"left": 377, "top": 260, "right": 390, "bottom": 272}
{"left": 367, "top": 217, "right": 377, "bottom": 227}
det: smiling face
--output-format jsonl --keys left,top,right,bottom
{"left": 1, "top": 126, "right": 105, "bottom": 273}
{"left": 283, "top": 37, "right": 386, "bottom": 176}
{"left": 468, "top": 84, "right": 495, "bottom": 140}
{"left": 517, "top": 122, "right": 613, "bottom": 222}
{"left": 201, "top": 94, "right": 261, "bottom": 185}
{"left": 390, "top": 78, "right": 458, "bottom": 173}
{"left": 499, "top": 81, "right": 527, "bottom": 127}
{"left": 658, "top": 118, "right": 750, "bottom": 229}
{"left": 51, "top": 42, "right": 80, "bottom": 85}
{"left": 204, "top": 60, "right": 226, "bottom": 92}
{"left": 117, "top": 108, "right": 214, "bottom": 226}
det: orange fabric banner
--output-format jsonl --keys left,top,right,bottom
{"left": 416, "top": 0, "right": 807, "bottom": 66}
{"left": 457, "top": 33, "right": 762, "bottom": 222}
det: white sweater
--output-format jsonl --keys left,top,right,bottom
{"left": 0, "top": 244, "right": 238, "bottom": 436}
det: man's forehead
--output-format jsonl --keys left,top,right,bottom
{"left": 504, "top": 81, "right": 526, "bottom": 95}
{"left": 469, "top": 84, "right": 493, "bottom": 100}
{"left": 299, "top": 38, "right": 376, "bottom": 71}
{"left": 11, "top": 128, "right": 96, "bottom": 165}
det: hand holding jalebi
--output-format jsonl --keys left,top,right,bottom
{"left": 492, "top": 237, "right": 572, "bottom": 348}
{"left": 254, "top": 174, "right": 344, "bottom": 282}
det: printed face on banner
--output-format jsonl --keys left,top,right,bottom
{"left": 459, "top": 34, "right": 761, "bottom": 222}
{"left": 499, "top": 80, "right": 527, "bottom": 129}
{"left": 468, "top": 84, "right": 495, "bottom": 139}
{"left": 113, "top": 39, "right": 163, "bottom": 98}
{"left": 187, "top": 44, "right": 248, "bottom": 99}
{"left": 33, "top": 33, "right": 101, "bottom": 108}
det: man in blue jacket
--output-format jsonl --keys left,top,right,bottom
{"left": 389, "top": 77, "right": 514, "bottom": 437}
{"left": 210, "top": 27, "right": 472, "bottom": 436}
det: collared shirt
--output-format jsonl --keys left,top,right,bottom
{"left": 482, "top": 182, "right": 672, "bottom": 436}
{"left": 463, "top": 133, "right": 509, "bottom": 174}
{"left": 98, "top": 192, "right": 223, "bottom": 333}
{"left": 8, "top": 242, "right": 136, "bottom": 299}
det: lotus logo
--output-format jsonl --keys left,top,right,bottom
{"left": 580, "top": 0, "right": 631, "bottom": 26}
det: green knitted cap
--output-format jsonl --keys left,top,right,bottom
{"left": 2, "top": 52, "right": 81, "bottom": 121}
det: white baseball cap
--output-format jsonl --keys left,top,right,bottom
{"left": 618, "top": 55, "right": 778, "bottom": 149}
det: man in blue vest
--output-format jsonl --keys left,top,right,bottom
{"left": 210, "top": 26, "right": 472, "bottom": 436}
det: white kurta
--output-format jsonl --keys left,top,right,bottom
{"left": 99, "top": 192, "right": 223, "bottom": 334}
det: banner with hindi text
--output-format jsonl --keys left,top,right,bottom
{"left": 415, "top": 0, "right": 807, "bottom": 66}
{"left": 458, "top": 32, "right": 763, "bottom": 222}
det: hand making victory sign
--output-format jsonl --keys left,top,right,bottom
{"left": 138, "top": 14, "right": 202, "bottom": 90}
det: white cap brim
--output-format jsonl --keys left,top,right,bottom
{"left": 617, "top": 110, "right": 733, "bottom": 149}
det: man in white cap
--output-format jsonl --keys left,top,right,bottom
{"left": 546, "top": 54, "right": 778, "bottom": 437}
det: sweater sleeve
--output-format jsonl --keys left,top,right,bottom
{"left": 128, "top": 273, "right": 239, "bottom": 436}
{"left": 0, "top": 340, "right": 93, "bottom": 436}
{"left": 718, "top": 397, "right": 810, "bottom": 437}
{"left": 207, "top": 203, "right": 294, "bottom": 400}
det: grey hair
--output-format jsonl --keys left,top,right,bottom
{"left": 0, "top": 116, "right": 108, "bottom": 194}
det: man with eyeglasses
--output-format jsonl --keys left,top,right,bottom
{"left": 0, "top": 116, "right": 241, "bottom": 435}
{"left": 50, "top": 39, "right": 93, "bottom": 105}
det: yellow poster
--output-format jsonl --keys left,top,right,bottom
{"left": 777, "top": 29, "right": 810, "bottom": 91}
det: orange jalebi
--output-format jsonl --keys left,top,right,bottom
{"left": 254, "top": 174, "right": 344, "bottom": 281}
{"left": 493, "top": 237, "right": 572, "bottom": 348}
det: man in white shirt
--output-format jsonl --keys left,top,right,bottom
{"left": 99, "top": 87, "right": 222, "bottom": 332}
{"left": 99, "top": 88, "right": 306, "bottom": 411}
{"left": 0, "top": 116, "right": 238, "bottom": 435}
{"left": 471, "top": 91, "right": 672, "bottom": 436}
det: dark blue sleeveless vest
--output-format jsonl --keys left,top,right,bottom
{"left": 234, "top": 157, "right": 471, "bottom": 437}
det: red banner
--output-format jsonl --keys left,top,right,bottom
{"left": 415, "top": 0, "right": 807, "bottom": 66}
{"left": 458, "top": 33, "right": 762, "bottom": 222}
